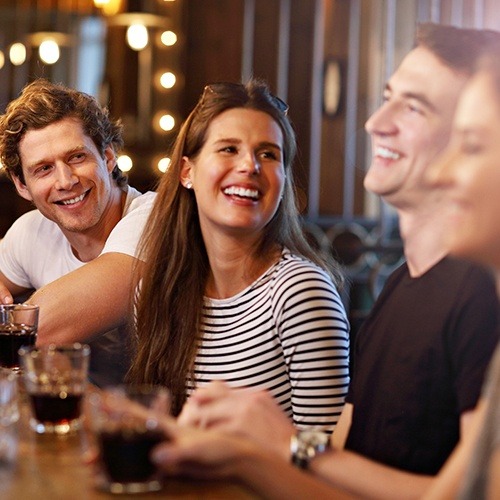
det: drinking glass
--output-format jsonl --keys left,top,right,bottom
{"left": 19, "top": 343, "right": 90, "bottom": 435}
{"left": 0, "top": 368, "right": 19, "bottom": 463}
{"left": 89, "top": 385, "right": 170, "bottom": 494}
{"left": 0, "top": 304, "right": 39, "bottom": 372}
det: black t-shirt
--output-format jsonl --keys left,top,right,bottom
{"left": 346, "top": 257, "right": 500, "bottom": 475}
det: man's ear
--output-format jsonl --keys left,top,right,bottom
{"left": 104, "top": 146, "right": 116, "bottom": 174}
{"left": 12, "top": 175, "right": 33, "bottom": 202}
{"left": 180, "top": 156, "right": 193, "bottom": 188}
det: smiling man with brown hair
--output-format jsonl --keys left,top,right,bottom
{"left": 0, "top": 79, "right": 155, "bottom": 386}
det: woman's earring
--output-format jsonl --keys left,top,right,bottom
{"left": 186, "top": 181, "right": 193, "bottom": 190}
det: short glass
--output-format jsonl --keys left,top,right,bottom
{"left": 89, "top": 385, "right": 170, "bottom": 494}
{"left": 0, "top": 304, "right": 39, "bottom": 372}
{"left": 19, "top": 343, "right": 90, "bottom": 435}
{"left": 0, "top": 368, "right": 19, "bottom": 463}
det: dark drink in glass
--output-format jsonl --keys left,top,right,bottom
{"left": 28, "top": 392, "right": 84, "bottom": 434}
{"left": 89, "top": 385, "right": 170, "bottom": 493}
{"left": 99, "top": 429, "right": 164, "bottom": 484}
{"left": 29, "top": 392, "right": 83, "bottom": 424}
{"left": 0, "top": 324, "right": 37, "bottom": 370}
{"left": 19, "top": 343, "right": 90, "bottom": 434}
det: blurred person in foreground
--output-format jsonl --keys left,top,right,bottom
{"left": 422, "top": 42, "right": 500, "bottom": 500}
{"left": 128, "top": 79, "right": 350, "bottom": 429}
{"left": 0, "top": 79, "right": 155, "bottom": 385}
{"left": 147, "top": 24, "right": 500, "bottom": 500}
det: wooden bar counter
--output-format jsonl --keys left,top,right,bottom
{"left": 0, "top": 389, "right": 257, "bottom": 500}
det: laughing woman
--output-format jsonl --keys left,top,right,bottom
{"left": 129, "top": 79, "right": 350, "bottom": 430}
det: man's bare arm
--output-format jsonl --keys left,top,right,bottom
{"left": 487, "top": 447, "right": 500, "bottom": 500}
{"left": 27, "top": 252, "right": 138, "bottom": 344}
{"left": 0, "top": 270, "right": 31, "bottom": 304}
{"left": 312, "top": 408, "right": 479, "bottom": 500}
{"left": 331, "top": 402, "right": 353, "bottom": 449}
{"left": 422, "top": 401, "right": 487, "bottom": 500}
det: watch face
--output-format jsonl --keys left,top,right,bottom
{"left": 291, "top": 431, "right": 330, "bottom": 469}
{"left": 298, "top": 430, "right": 331, "bottom": 449}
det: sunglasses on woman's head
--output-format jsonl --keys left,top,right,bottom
{"left": 202, "top": 82, "right": 289, "bottom": 115}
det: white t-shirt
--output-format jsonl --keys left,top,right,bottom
{"left": 0, "top": 186, "right": 156, "bottom": 386}
{"left": 0, "top": 186, "right": 155, "bottom": 289}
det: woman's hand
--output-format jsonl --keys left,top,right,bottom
{"left": 178, "top": 381, "right": 294, "bottom": 460}
{"left": 151, "top": 420, "right": 259, "bottom": 479}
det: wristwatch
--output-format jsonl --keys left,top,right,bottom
{"left": 290, "top": 430, "right": 330, "bottom": 469}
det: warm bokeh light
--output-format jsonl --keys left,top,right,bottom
{"left": 94, "top": 0, "right": 121, "bottom": 15}
{"left": 9, "top": 43, "right": 27, "bottom": 66}
{"left": 160, "top": 71, "right": 176, "bottom": 89}
{"left": 117, "top": 154, "right": 133, "bottom": 172}
{"left": 126, "top": 24, "right": 148, "bottom": 51}
{"left": 39, "top": 39, "right": 60, "bottom": 64}
{"left": 158, "top": 114, "right": 175, "bottom": 131}
{"left": 0, "top": 50, "right": 4, "bottom": 70}
{"left": 160, "top": 30, "right": 177, "bottom": 46}
{"left": 157, "top": 157, "right": 171, "bottom": 173}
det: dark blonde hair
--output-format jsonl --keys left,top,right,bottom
{"left": 0, "top": 78, "right": 126, "bottom": 186}
{"left": 129, "top": 79, "right": 344, "bottom": 414}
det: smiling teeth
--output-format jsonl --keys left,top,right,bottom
{"left": 376, "top": 146, "right": 401, "bottom": 160}
{"left": 223, "top": 186, "right": 259, "bottom": 199}
{"left": 61, "top": 193, "right": 85, "bottom": 205}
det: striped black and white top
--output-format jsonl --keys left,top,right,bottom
{"left": 186, "top": 249, "right": 350, "bottom": 431}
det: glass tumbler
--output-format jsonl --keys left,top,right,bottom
{"left": 19, "top": 343, "right": 90, "bottom": 435}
